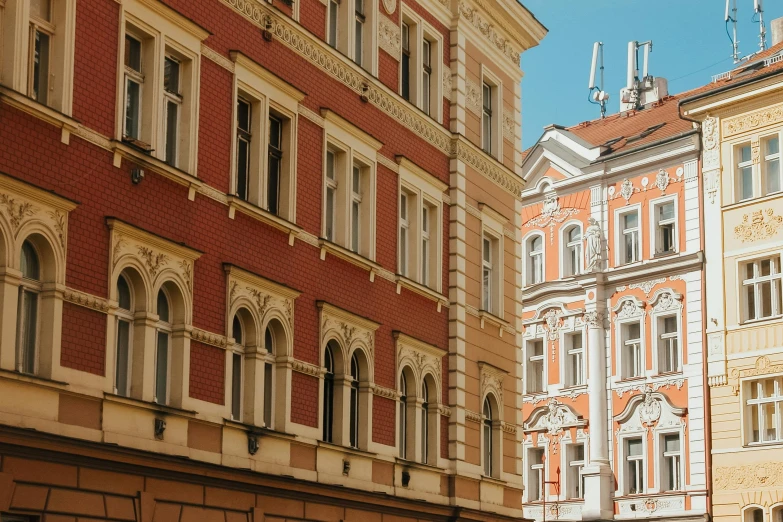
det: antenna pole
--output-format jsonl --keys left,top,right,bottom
{"left": 732, "top": 0, "right": 740, "bottom": 62}
{"left": 599, "top": 44, "right": 605, "bottom": 119}
{"left": 756, "top": 0, "right": 767, "bottom": 51}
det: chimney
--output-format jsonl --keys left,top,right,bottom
{"left": 772, "top": 17, "right": 783, "bottom": 47}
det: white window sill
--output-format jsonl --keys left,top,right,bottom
{"left": 111, "top": 140, "right": 202, "bottom": 200}
{"left": 226, "top": 195, "right": 303, "bottom": 246}
{"left": 317, "top": 439, "right": 377, "bottom": 458}
{"left": 395, "top": 274, "right": 447, "bottom": 311}
{"left": 103, "top": 392, "right": 197, "bottom": 417}
{"left": 318, "top": 239, "right": 382, "bottom": 282}
{"left": 735, "top": 315, "right": 783, "bottom": 329}
{"left": 0, "top": 85, "right": 79, "bottom": 144}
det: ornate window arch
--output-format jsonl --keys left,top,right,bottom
{"left": 318, "top": 302, "right": 378, "bottom": 450}
{"left": 612, "top": 295, "right": 647, "bottom": 380}
{"left": 524, "top": 231, "right": 545, "bottom": 286}
{"left": 106, "top": 219, "right": 200, "bottom": 409}
{"left": 0, "top": 174, "right": 75, "bottom": 381}
{"left": 560, "top": 220, "right": 583, "bottom": 278}
{"left": 742, "top": 505, "right": 765, "bottom": 522}
{"left": 649, "top": 289, "right": 684, "bottom": 375}
{"left": 225, "top": 264, "right": 298, "bottom": 432}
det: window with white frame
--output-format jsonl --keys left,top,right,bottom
{"left": 622, "top": 321, "right": 643, "bottom": 379}
{"left": 326, "top": 0, "right": 374, "bottom": 72}
{"left": 527, "top": 340, "right": 544, "bottom": 393}
{"left": 746, "top": 376, "right": 783, "bottom": 444}
{"left": 742, "top": 256, "right": 782, "bottom": 322}
{"left": 482, "top": 231, "right": 501, "bottom": 315}
{"left": 745, "top": 508, "right": 764, "bottom": 522}
{"left": 772, "top": 505, "right": 783, "bottom": 522}
{"left": 737, "top": 143, "right": 755, "bottom": 201}
{"left": 657, "top": 315, "right": 680, "bottom": 373}
{"left": 399, "top": 371, "right": 409, "bottom": 459}
{"left": 764, "top": 135, "right": 782, "bottom": 195}
{"left": 625, "top": 437, "right": 645, "bottom": 494}
{"left": 230, "top": 314, "right": 244, "bottom": 421}
{"left": 231, "top": 53, "right": 302, "bottom": 222}
{"left": 263, "top": 325, "right": 277, "bottom": 428}
{"left": 482, "top": 82, "right": 494, "bottom": 154}
{"left": 322, "top": 111, "right": 379, "bottom": 260}
{"left": 115, "top": 274, "right": 134, "bottom": 396}
{"left": 567, "top": 443, "right": 585, "bottom": 499}
{"left": 527, "top": 235, "right": 543, "bottom": 285}
{"left": 118, "top": 4, "right": 205, "bottom": 173}
{"left": 563, "top": 224, "right": 582, "bottom": 277}
{"left": 661, "top": 433, "right": 681, "bottom": 491}
{"left": 154, "top": 289, "right": 171, "bottom": 405}
{"left": 527, "top": 447, "right": 544, "bottom": 501}
{"left": 16, "top": 241, "right": 40, "bottom": 375}
{"left": 0, "top": 0, "right": 75, "bottom": 113}
{"left": 619, "top": 209, "right": 640, "bottom": 264}
{"left": 566, "top": 332, "right": 585, "bottom": 387}
{"left": 349, "top": 351, "right": 360, "bottom": 448}
{"left": 653, "top": 200, "right": 676, "bottom": 255}
{"left": 399, "top": 12, "right": 442, "bottom": 121}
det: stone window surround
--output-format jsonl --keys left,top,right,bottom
{"left": 0, "top": 173, "right": 76, "bottom": 383}
{"left": 479, "top": 361, "right": 505, "bottom": 480}
{"left": 106, "top": 218, "right": 201, "bottom": 412}
{"left": 325, "top": 0, "right": 377, "bottom": 75}
{"left": 480, "top": 64, "right": 503, "bottom": 162}
{"left": 399, "top": 5, "right": 443, "bottom": 124}
{"left": 612, "top": 295, "right": 647, "bottom": 381}
{"left": 648, "top": 193, "right": 679, "bottom": 258}
{"left": 224, "top": 264, "right": 299, "bottom": 433}
{"left": 479, "top": 203, "right": 505, "bottom": 321}
{"left": 115, "top": 0, "right": 208, "bottom": 175}
{"left": 228, "top": 51, "right": 305, "bottom": 225}
{"left": 648, "top": 288, "right": 684, "bottom": 376}
{"left": 522, "top": 230, "right": 545, "bottom": 287}
{"left": 558, "top": 218, "right": 583, "bottom": 279}
{"left": 613, "top": 202, "right": 643, "bottom": 267}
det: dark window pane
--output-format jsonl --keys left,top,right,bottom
{"left": 32, "top": 30, "right": 50, "bottom": 104}
{"left": 165, "top": 101, "right": 178, "bottom": 166}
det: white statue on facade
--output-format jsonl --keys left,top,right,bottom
{"left": 585, "top": 217, "right": 602, "bottom": 271}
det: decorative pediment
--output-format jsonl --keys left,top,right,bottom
{"left": 395, "top": 331, "right": 445, "bottom": 394}
{"left": 612, "top": 296, "right": 646, "bottom": 320}
{"left": 523, "top": 192, "right": 580, "bottom": 245}
{"left": 479, "top": 362, "right": 506, "bottom": 411}
{"left": 524, "top": 398, "right": 585, "bottom": 434}
{"left": 649, "top": 288, "right": 683, "bottom": 314}
{"left": 730, "top": 356, "right": 783, "bottom": 395}
{"left": 319, "top": 301, "right": 379, "bottom": 367}
{"left": 225, "top": 264, "right": 299, "bottom": 337}
{"left": 614, "top": 388, "right": 686, "bottom": 432}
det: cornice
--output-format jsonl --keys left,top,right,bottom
{"left": 191, "top": 328, "right": 228, "bottom": 349}
{"left": 63, "top": 288, "right": 110, "bottom": 313}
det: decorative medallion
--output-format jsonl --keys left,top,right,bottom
{"left": 734, "top": 208, "right": 783, "bottom": 242}
{"left": 381, "top": 0, "right": 396, "bottom": 14}
{"left": 638, "top": 388, "right": 662, "bottom": 425}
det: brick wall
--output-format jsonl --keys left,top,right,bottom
{"left": 372, "top": 396, "right": 395, "bottom": 446}
{"left": 290, "top": 372, "right": 319, "bottom": 428}
{"left": 189, "top": 341, "right": 226, "bottom": 405}
{"left": 60, "top": 303, "right": 107, "bottom": 376}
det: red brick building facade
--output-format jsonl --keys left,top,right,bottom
{"left": 0, "top": 0, "right": 544, "bottom": 520}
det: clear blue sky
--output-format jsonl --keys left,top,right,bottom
{"left": 520, "top": 0, "right": 783, "bottom": 148}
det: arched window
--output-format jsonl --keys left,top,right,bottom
{"left": 322, "top": 342, "right": 335, "bottom": 443}
{"left": 263, "top": 324, "right": 276, "bottom": 428}
{"left": 349, "top": 352, "right": 360, "bottom": 448}
{"left": 483, "top": 397, "right": 493, "bottom": 476}
{"left": 771, "top": 505, "right": 782, "bottom": 522}
{"left": 115, "top": 274, "right": 133, "bottom": 396}
{"left": 399, "top": 372, "right": 408, "bottom": 459}
{"left": 154, "top": 289, "right": 171, "bottom": 405}
{"left": 744, "top": 508, "right": 764, "bottom": 522}
{"left": 230, "top": 314, "right": 244, "bottom": 421}
{"left": 528, "top": 235, "right": 543, "bottom": 285}
{"left": 564, "top": 225, "right": 582, "bottom": 277}
{"left": 421, "top": 380, "right": 429, "bottom": 464}
{"left": 17, "top": 240, "right": 41, "bottom": 374}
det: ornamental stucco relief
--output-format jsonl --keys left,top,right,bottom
{"left": 734, "top": 208, "right": 783, "bottom": 242}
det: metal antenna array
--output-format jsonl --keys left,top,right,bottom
{"left": 754, "top": 0, "right": 767, "bottom": 52}
{"left": 588, "top": 42, "right": 609, "bottom": 118}
{"left": 726, "top": 0, "right": 741, "bottom": 63}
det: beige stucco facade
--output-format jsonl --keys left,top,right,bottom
{"left": 682, "top": 67, "right": 783, "bottom": 522}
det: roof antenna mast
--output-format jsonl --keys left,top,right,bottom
{"left": 726, "top": 0, "right": 741, "bottom": 63}
{"left": 754, "top": 0, "right": 767, "bottom": 52}
{"left": 588, "top": 42, "right": 609, "bottom": 118}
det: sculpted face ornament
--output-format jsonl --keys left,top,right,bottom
{"left": 638, "top": 388, "right": 661, "bottom": 425}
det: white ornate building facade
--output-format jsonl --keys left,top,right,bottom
{"left": 518, "top": 94, "right": 708, "bottom": 521}
{"left": 680, "top": 39, "right": 783, "bottom": 522}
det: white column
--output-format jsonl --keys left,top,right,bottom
{"left": 581, "top": 308, "right": 613, "bottom": 520}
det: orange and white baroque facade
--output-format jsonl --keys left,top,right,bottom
{"left": 519, "top": 96, "right": 708, "bottom": 522}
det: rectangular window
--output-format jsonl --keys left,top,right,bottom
{"left": 747, "top": 377, "right": 783, "bottom": 444}
{"left": 328, "top": 0, "right": 339, "bottom": 48}
{"left": 422, "top": 39, "right": 431, "bottom": 116}
{"left": 399, "top": 192, "right": 409, "bottom": 277}
{"left": 528, "top": 447, "right": 544, "bottom": 501}
{"left": 658, "top": 315, "right": 679, "bottom": 373}
{"left": 564, "top": 226, "right": 582, "bottom": 276}
{"left": 738, "top": 144, "right": 754, "bottom": 201}
{"left": 267, "top": 115, "right": 283, "bottom": 215}
{"left": 123, "top": 34, "right": 143, "bottom": 141}
{"left": 567, "top": 443, "right": 585, "bottom": 499}
{"left": 621, "top": 211, "right": 640, "bottom": 264}
{"left": 163, "top": 55, "right": 182, "bottom": 167}
{"left": 115, "top": 319, "right": 131, "bottom": 396}
{"left": 263, "top": 361, "right": 273, "bottom": 427}
{"left": 626, "top": 437, "right": 644, "bottom": 494}
{"left": 742, "top": 256, "right": 782, "bottom": 322}
{"left": 764, "top": 136, "right": 781, "bottom": 195}
{"left": 401, "top": 22, "right": 410, "bottom": 101}
{"left": 16, "top": 287, "right": 38, "bottom": 375}
{"left": 654, "top": 201, "right": 676, "bottom": 255}
{"left": 236, "top": 98, "right": 252, "bottom": 200}
{"left": 482, "top": 235, "right": 492, "bottom": 313}
{"left": 421, "top": 204, "right": 430, "bottom": 286}
{"left": 28, "top": 0, "right": 53, "bottom": 104}
{"left": 154, "top": 330, "right": 169, "bottom": 405}
{"left": 567, "top": 333, "right": 584, "bottom": 386}
{"left": 354, "top": 0, "right": 364, "bottom": 67}
{"left": 527, "top": 340, "right": 544, "bottom": 393}
{"left": 325, "top": 149, "right": 337, "bottom": 242}
{"left": 622, "top": 321, "right": 643, "bottom": 378}
{"left": 350, "top": 164, "right": 362, "bottom": 253}
{"left": 662, "top": 434, "right": 681, "bottom": 491}
{"left": 482, "top": 83, "right": 493, "bottom": 154}
{"left": 231, "top": 352, "right": 242, "bottom": 420}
